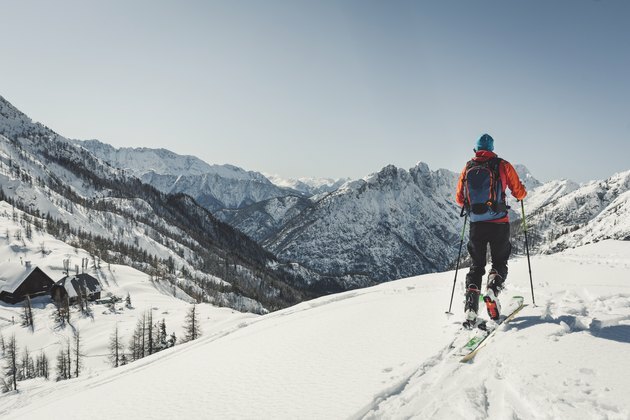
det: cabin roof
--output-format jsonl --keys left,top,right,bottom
{"left": 54, "top": 273, "right": 102, "bottom": 298}
{"left": 0, "top": 262, "right": 39, "bottom": 294}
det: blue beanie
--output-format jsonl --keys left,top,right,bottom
{"left": 476, "top": 134, "right": 494, "bottom": 151}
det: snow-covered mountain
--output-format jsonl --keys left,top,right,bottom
{"left": 0, "top": 202, "right": 252, "bottom": 405}
{"left": 216, "top": 195, "right": 314, "bottom": 243}
{"left": 262, "top": 163, "right": 465, "bottom": 290}
{"left": 0, "top": 95, "right": 309, "bottom": 312}
{"left": 524, "top": 170, "right": 630, "bottom": 252}
{"left": 513, "top": 164, "right": 543, "bottom": 192}
{"left": 222, "top": 159, "right": 629, "bottom": 293}
{"left": 264, "top": 173, "right": 349, "bottom": 196}
{"left": 10, "top": 93, "right": 630, "bottom": 298}
{"left": 523, "top": 178, "right": 580, "bottom": 214}
{"left": 76, "top": 140, "right": 304, "bottom": 212}
{"left": 1, "top": 92, "right": 629, "bottom": 418}
{"left": 257, "top": 160, "right": 630, "bottom": 292}
{"left": 2, "top": 240, "right": 628, "bottom": 419}
{"left": 77, "top": 126, "right": 630, "bottom": 294}
{"left": 74, "top": 139, "right": 234, "bottom": 177}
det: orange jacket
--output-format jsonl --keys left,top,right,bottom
{"left": 455, "top": 151, "right": 527, "bottom": 222}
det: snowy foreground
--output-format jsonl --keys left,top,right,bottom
{"left": 2, "top": 241, "right": 630, "bottom": 419}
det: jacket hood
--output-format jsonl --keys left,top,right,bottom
{"left": 473, "top": 150, "right": 498, "bottom": 161}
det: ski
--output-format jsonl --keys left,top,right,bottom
{"left": 456, "top": 295, "right": 526, "bottom": 363}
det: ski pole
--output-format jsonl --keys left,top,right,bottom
{"left": 446, "top": 212, "right": 467, "bottom": 314}
{"left": 521, "top": 200, "right": 536, "bottom": 306}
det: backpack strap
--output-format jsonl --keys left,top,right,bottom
{"left": 489, "top": 157, "right": 509, "bottom": 212}
{"left": 461, "top": 159, "right": 476, "bottom": 212}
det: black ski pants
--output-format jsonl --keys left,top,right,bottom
{"left": 465, "top": 222, "right": 511, "bottom": 291}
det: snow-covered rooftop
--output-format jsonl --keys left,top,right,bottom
{"left": 0, "top": 261, "right": 37, "bottom": 293}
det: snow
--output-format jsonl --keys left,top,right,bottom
{"left": 0, "top": 200, "right": 250, "bottom": 408}
{"left": 75, "top": 140, "right": 264, "bottom": 181}
{"left": 3, "top": 93, "right": 630, "bottom": 418}
{"left": 526, "top": 178, "right": 580, "bottom": 213}
{"left": 76, "top": 139, "right": 296, "bottom": 211}
{"left": 264, "top": 173, "right": 349, "bottom": 195}
{"left": 2, "top": 240, "right": 629, "bottom": 419}
{"left": 265, "top": 162, "right": 463, "bottom": 287}
{"left": 0, "top": 262, "right": 37, "bottom": 294}
{"left": 525, "top": 170, "right": 630, "bottom": 252}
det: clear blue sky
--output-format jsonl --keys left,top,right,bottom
{"left": 1, "top": 0, "right": 628, "bottom": 182}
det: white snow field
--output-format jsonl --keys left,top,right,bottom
{"left": 2, "top": 239, "right": 630, "bottom": 419}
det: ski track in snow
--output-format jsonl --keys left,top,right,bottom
{"left": 356, "top": 243, "right": 630, "bottom": 420}
{"left": 2, "top": 241, "right": 630, "bottom": 419}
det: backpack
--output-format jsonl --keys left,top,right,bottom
{"left": 463, "top": 158, "right": 508, "bottom": 222}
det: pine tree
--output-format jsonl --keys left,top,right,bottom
{"left": 73, "top": 330, "right": 82, "bottom": 378}
{"left": 21, "top": 296, "right": 34, "bottom": 330}
{"left": 128, "top": 331, "right": 139, "bottom": 362}
{"left": 141, "top": 312, "right": 146, "bottom": 358}
{"left": 66, "top": 341, "right": 72, "bottom": 380}
{"left": 22, "top": 303, "right": 29, "bottom": 327}
{"left": 129, "top": 314, "right": 146, "bottom": 361}
{"left": 65, "top": 296, "right": 71, "bottom": 324}
{"left": 182, "top": 304, "right": 202, "bottom": 343}
{"left": 19, "top": 347, "right": 35, "bottom": 380}
{"left": 146, "top": 310, "right": 154, "bottom": 355}
{"left": 27, "top": 295, "right": 34, "bottom": 330}
{"left": 109, "top": 325, "right": 123, "bottom": 368}
{"left": 54, "top": 294, "right": 71, "bottom": 325}
{"left": 2, "top": 335, "right": 18, "bottom": 392}
{"left": 35, "top": 351, "right": 49, "bottom": 379}
{"left": 55, "top": 341, "right": 74, "bottom": 381}
{"left": 75, "top": 283, "right": 84, "bottom": 313}
{"left": 55, "top": 348, "right": 68, "bottom": 381}
{"left": 158, "top": 319, "right": 168, "bottom": 350}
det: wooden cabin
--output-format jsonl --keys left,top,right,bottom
{"left": 51, "top": 273, "right": 102, "bottom": 304}
{"left": 0, "top": 262, "right": 55, "bottom": 304}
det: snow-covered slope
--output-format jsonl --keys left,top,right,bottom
{"left": 525, "top": 170, "right": 630, "bottom": 252}
{"left": 262, "top": 163, "right": 466, "bottom": 289}
{"left": 74, "top": 140, "right": 230, "bottom": 177}
{"left": 76, "top": 140, "right": 302, "bottom": 211}
{"left": 0, "top": 203, "right": 250, "bottom": 404}
{"left": 2, "top": 240, "right": 628, "bottom": 419}
{"left": 513, "top": 164, "right": 543, "bottom": 192}
{"left": 257, "top": 162, "right": 554, "bottom": 291}
{"left": 216, "top": 195, "right": 314, "bottom": 243}
{"left": 524, "top": 178, "right": 580, "bottom": 214}
{"left": 0, "top": 95, "right": 308, "bottom": 311}
{"left": 74, "top": 129, "right": 630, "bottom": 295}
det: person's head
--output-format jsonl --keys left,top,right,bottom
{"left": 475, "top": 134, "right": 494, "bottom": 152}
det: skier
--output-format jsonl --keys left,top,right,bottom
{"left": 455, "top": 134, "right": 527, "bottom": 329}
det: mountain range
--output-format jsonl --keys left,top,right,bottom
{"left": 3, "top": 94, "right": 630, "bottom": 298}
{"left": 0, "top": 95, "right": 312, "bottom": 313}
{"left": 83, "top": 133, "right": 630, "bottom": 293}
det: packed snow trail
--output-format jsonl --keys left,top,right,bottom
{"left": 2, "top": 241, "right": 630, "bottom": 419}
{"left": 359, "top": 242, "right": 630, "bottom": 420}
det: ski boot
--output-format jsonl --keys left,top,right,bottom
{"left": 463, "top": 285, "right": 481, "bottom": 330}
{"left": 484, "top": 269, "right": 504, "bottom": 321}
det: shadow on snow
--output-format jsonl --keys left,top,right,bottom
{"left": 508, "top": 315, "right": 630, "bottom": 345}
